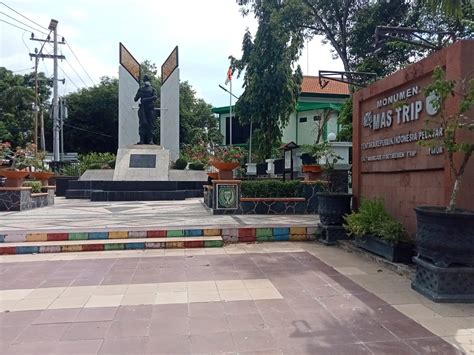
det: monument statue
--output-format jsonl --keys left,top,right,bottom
{"left": 134, "top": 75, "right": 157, "bottom": 144}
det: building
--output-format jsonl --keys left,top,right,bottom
{"left": 212, "top": 76, "right": 350, "bottom": 147}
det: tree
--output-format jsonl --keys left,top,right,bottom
{"left": 63, "top": 77, "right": 119, "bottom": 154}
{"left": 421, "top": 0, "right": 474, "bottom": 19}
{"left": 0, "top": 67, "right": 51, "bottom": 148}
{"left": 233, "top": 0, "right": 304, "bottom": 159}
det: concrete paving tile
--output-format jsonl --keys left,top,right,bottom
{"left": 115, "top": 305, "right": 153, "bottom": 320}
{"left": 0, "top": 310, "right": 41, "bottom": 326}
{"left": 61, "top": 321, "right": 111, "bottom": 341}
{"left": 85, "top": 295, "right": 124, "bottom": 308}
{"left": 248, "top": 288, "right": 283, "bottom": 301}
{"left": 244, "top": 279, "right": 275, "bottom": 289}
{"left": 99, "top": 336, "right": 147, "bottom": 355}
{"left": 0, "top": 299, "right": 19, "bottom": 312}
{"left": 226, "top": 313, "right": 267, "bottom": 331}
{"left": 125, "top": 283, "right": 158, "bottom": 294}
{"left": 216, "top": 280, "right": 247, "bottom": 290}
{"left": 187, "top": 280, "right": 217, "bottom": 291}
{"left": 59, "top": 285, "right": 98, "bottom": 297}
{"left": 146, "top": 333, "right": 190, "bottom": 354}
{"left": 92, "top": 285, "right": 128, "bottom": 295}
{"left": 121, "top": 293, "right": 155, "bottom": 306}
{"left": 52, "top": 339, "right": 103, "bottom": 355}
{"left": 15, "top": 323, "right": 69, "bottom": 343}
{"left": 364, "top": 341, "right": 417, "bottom": 354}
{"left": 394, "top": 303, "right": 443, "bottom": 320}
{"left": 48, "top": 295, "right": 90, "bottom": 310}
{"left": 156, "top": 281, "right": 186, "bottom": 292}
{"left": 190, "top": 314, "right": 228, "bottom": 334}
{"left": 442, "top": 335, "right": 474, "bottom": 355}
{"left": 9, "top": 297, "right": 54, "bottom": 311}
{"left": 0, "top": 325, "right": 27, "bottom": 344}
{"left": 150, "top": 315, "right": 189, "bottom": 335}
{"left": 405, "top": 337, "right": 464, "bottom": 355}
{"left": 0, "top": 289, "right": 32, "bottom": 300}
{"left": 33, "top": 308, "right": 81, "bottom": 324}
{"left": 76, "top": 307, "right": 118, "bottom": 322}
{"left": 5, "top": 341, "right": 58, "bottom": 354}
{"left": 106, "top": 319, "right": 150, "bottom": 338}
{"left": 223, "top": 300, "right": 259, "bottom": 315}
{"left": 155, "top": 291, "right": 187, "bottom": 304}
{"left": 151, "top": 303, "right": 188, "bottom": 318}
{"left": 188, "top": 290, "right": 220, "bottom": 303}
{"left": 220, "top": 289, "right": 252, "bottom": 301}
{"left": 190, "top": 332, "right": 235, "bottom": 353}
{"left": 231, "top": 330, "right": 278, "bottom": 352}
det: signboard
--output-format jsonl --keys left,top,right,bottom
{"left": 215, "top": 183, "right": 239, "bottom": 210}
{"left": 161, "top": 46, "right": 179, "bottom": 84}
{"left": 119, "top": 42, "right": 140, "bottom": 83}
{"left": 359, "top": 76, "right": 444, "bottom": 173}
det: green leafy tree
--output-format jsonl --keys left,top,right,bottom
{"left": 233, "top": 0, "right": 304, "bottom": 159}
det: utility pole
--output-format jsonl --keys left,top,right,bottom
{"left": 29, "top": 19, "right": 65, "bottom": 161}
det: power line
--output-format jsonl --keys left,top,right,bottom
{"left": 0, "top": 18, "right": 33, "bottom": 33}
{"left": 0, "top": 11, "right": 48, "bottom": 35}
{"left": 63, "top": 123, "right": 113, "bottom": 138}
{"left": 58, "top": 64, "right": 81, "bottom": 91}
{"left": 0, "top": 2, "right": 48, "bottom": 32}
{"left": 64, "top": 58, "right": 89, "bottom": 87}
{"left": 65, "top": 43, "right": 96, "bottom": 86}
{"left": 12, "top": 66, "right": 34, "bottom": 73}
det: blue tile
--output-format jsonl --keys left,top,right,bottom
{"left": 16, "top": 246, "right": 39, "bottom": 254}
{"left": 273, "top": 228, "right": 290, "bottom": 236}
{"left": 88, "top": 232, "right": 108, "bottom": 240}
{"left": 125, "top": 243, "right": 145, "bottom": 250}
{"left": 185, "top": 229, "right": 203, "bottom": 237}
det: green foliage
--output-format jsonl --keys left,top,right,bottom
{"left": 174, "top": 158, "right": 188, "bottom": 170}
{"left": 0, "top": 67, "right": 52, "bottom": 148}
{"left": 23, "top": 180, "right": 43, "bottom": 193}
{"left": 212, "top": 146, "right": 245, "bottom": 163}
{"left": 420, "top": 66, "right": 474, "bottom": 212}
{"left": 59, "top": 152, "right": 115, "bottom": 176}
{"left": 182, "top": 145, "right": 209, "bottom": 165}
{"left": 343, "top": 198, "right": 408, "bottom": 244}
{"left": 233, "top": 1, "right": 304, "bottom": 159}
{"left": 337, "top": 98, "right": 353, "bottom": 142}
{"left": 241, "top": 180, "right": 304, "bottom": 198}
{"left": 188, "top": 162, "right": 205, "bottom": 170}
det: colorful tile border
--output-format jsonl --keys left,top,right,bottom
{"left": 0, "top": 226, "right": 320, "bottom": 255}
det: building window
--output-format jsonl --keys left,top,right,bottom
{"left": 299, "top": 117, "right": 307, "bottom": 123}
{"left": 225, "top": 116, "right": 252, "bottom": 145}
{"left": 313, "top": 115, "right": 321, "bottom": 121}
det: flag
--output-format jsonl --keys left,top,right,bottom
{"left": 225, "top": 66, "right": 233, "bottom": 85}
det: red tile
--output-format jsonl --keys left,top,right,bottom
{"left": 238, "top": 235, "right": 257, "bottom": 243}
{"left": 0, "top": 247, "right": 16, "bottom": 255}
{"left": 147, "top": 230, "right": 166, "bottom": 238}
{"left": 82, "top": 244, "right": 104, "bottom": 252}
{"left": 184, "top": 241, "right": 204, "bottom": 248}
{"left": 238, "top": 228, "right": 256, "bottom": 238}
{"left": 47, "top": 233, "right": 68, "bottom": 241}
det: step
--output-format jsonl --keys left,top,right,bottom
{"left": 68, "top": 180, "right": 206, "bottom": 191}
{"left": 65, "top": 189, "right": 101, "bottom": 199}
{"left": 90, "top": 190, "right": 188, "bottom": 201}
{"left": 0, "top": 236, "right": 224, "bottom": 255}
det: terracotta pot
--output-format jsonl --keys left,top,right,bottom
{"left": 0, "top": 169, "right": 30, "bottom": 188}
{"left": 207, "top": 172, "right": 219, "bottom": 180}
{"left": 211, "top": 161, "right": 240, "bottom": 171}
{"left": 29, "top": 171, "right": 54, "bottom": 186}
{"left": 302, "top": 164, "right": 322, "bottom": 173}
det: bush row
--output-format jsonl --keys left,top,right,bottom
{"left": 241, "top": 180, "right": 304, "bottom": 198}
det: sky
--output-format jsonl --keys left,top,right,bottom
{"left": 0, "top": 0, "right": 343, "bottom": 107}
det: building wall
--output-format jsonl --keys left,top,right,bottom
{"left": 352, "top": 40, "right": 474, "bottom": 236}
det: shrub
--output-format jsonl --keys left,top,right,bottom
{"left": 59, "top": 152, "right": 116, "bottom": 176}
{"left": 343, "top": 198, "right": 408, "bottom": 244}
{"left": 23, "top": 180, "right": 42, "bottom": 193}
{"left": 174, "top": 158, "right": 188, "bottom": 170}
{"left": 188, "top": 162, "right": 205, "bottom": 170}
{"left": 241, "top": 180, "right": 304, "bottom": 198}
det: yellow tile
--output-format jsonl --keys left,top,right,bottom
{"left": 290, "top": 227, "right": 306, "bottom": 235}
{"left": 121, "top": 293, "right": 156, "bottom": 306}
{"left": 155, "top": 291, "right": 187, "bottom": 304}
{"left": 167, "top": 241, "right": 184, "bottom": 249}
{"left": 219, "top": 289, "right": 251, "bottom": 301}
{"left": 187, "top": 281, "right": 217, "bottom": 291}
{"left": 188, "top": 290, "right": 220, "bottom": 303}
{"left": 62, "top": 245, "right": 83, "bottom": 252}
{"left": 108, "top": 231, "right": 128, "bottom": 239}
{"left": 48, "top": 296, "right": 89, "bottom": 309}
{"left": 26, "top": 233, "right": 47, "bottom": 242}
{"left": 290, "top": 234, "right": 307, "bottom": 241}
{"left": 204, "top": 229, "right": 221, "bottom": 236}
{"left": 216, "top": 280, "right": 246, "bottom": 290}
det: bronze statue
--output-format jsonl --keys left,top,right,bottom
{"left": 134, "top": 75, "right": 157, "bottom": 144}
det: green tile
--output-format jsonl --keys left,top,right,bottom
{"left": 68, "top": 233, "right": 88, "bottom": 240}
{"left": 256, "top": 235, "right": 274, "bottom": 242}
{"left": 167, "top": 230, "right": 184, "bottom": 237}
{"left": 104, "top": 243, "right": 124, "bottom": 250}
{"left": 256, "top": 228, "right": 272, "bottom": 238}
{"left": 204, "top": 240, "right": 223, "bottom": 248}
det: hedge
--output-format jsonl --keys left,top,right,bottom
{"left": 241, "top": 180, "right": 304, "bottom": 198}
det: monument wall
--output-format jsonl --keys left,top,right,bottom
{"left": 352, "top": 40, "right": 474, "bottom": 235}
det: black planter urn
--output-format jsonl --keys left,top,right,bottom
{"left": 354, "top": 234, "right": 414, "bottom": 263}
{"left": 317, "top": 192, "right": 352, "bottom": 226}
{"left": 415, "top": 206, "right": 474, "bottom": 267}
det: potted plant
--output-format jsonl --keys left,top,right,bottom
{"left": 0, "top": 142, "right": 33, "bottom": 188}
{"left": 300, "top": 143, "right": 326, "bottom": 181}
{"left": 315, "top": 143, "right": 352, "bottom": 225}
{"left": 414, "top": 67, "right": 474, "bottom": 268}
{"left": 27, "top": 149, "right": 53, "bottom": 187}
{"left": 210, "top": 145, "right": 244, "bottom": 180}
{"left": 344, "top": 198, "right": 413, "bottom": 262}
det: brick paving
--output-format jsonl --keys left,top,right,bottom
{"left": 1, "top": 244, "right": 470, "bottom": 354}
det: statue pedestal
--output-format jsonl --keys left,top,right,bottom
{"left": 113, "top": 145, "right": 170, "bottom": 181}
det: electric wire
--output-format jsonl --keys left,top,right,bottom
{"left": 0, "top": 18, "right": 32, "bottom": 33}
{"left": 63, "top": 123, "right": 112, "bottom": 138}
{"left": 0, "top": 11, "right": 48, "bottom": 35}
{"left": 0, "top": 2, "right": 49, "bottom": 32}
{"left": 65, "top": 43, "right": 96, "bottom": 86}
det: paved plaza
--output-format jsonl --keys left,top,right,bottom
{"left": 1, "top": 242, "right": 472, "bottom": 354}
{"left": 0, "top": 198, "right": 318, "bottom": 233}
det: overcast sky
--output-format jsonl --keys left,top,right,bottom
{"left": 1, "top": 0, "right": 343, "bottom": 107}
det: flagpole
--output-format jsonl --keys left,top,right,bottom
{"left": 229, "top": 78, "right": 232, "bottom": 146}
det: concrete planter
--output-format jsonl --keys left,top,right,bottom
{"left": 29, "top": 171, "right": 54, "bottom": 187}
{"left": 354, "top": 234, "right": 414, "bottom": 263}
{"left": 0, "top": 170, "right": 29, "bottom": 188}
{"left": 317, "top": 192, "right": 352, "bottom": 226}
{"left": 415, "top": 206, "right": 474, "bottom": 267}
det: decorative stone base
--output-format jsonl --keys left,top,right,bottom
{"left": 0, "top": 186, "right": 55, "bottom": 211}
{"left": 318, "top": 223, "right": 347, "bottom": 246}
{"left": 113, "top": 145, "right": 170, "bottom": 181}
{"left": 411, "top": 256, "right": 474, "bottom": 303}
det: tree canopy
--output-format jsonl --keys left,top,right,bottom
{"left": 233, "top": 0, "right": 304, "bottom": 160}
